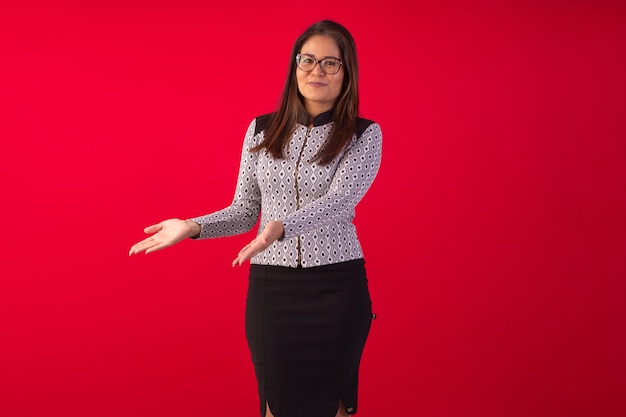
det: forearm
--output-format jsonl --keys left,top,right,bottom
{"left": 189, "top": 118, "right": 262, "bottom": 240}
{"left": 282, "top": 123, "right": 382, "bottom": 239}
{"left": 187, "top": 204, "right": 261, "bottom": 239}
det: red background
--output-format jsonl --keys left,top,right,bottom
{"left": 1, "top": 1, "right": 625, "bottom": 416}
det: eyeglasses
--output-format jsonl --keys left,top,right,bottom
{"left": 296, "top": 53, "right": 343, "bottom": 74}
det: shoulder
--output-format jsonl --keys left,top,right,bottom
{"left": 253, "top": 113, "right": 276, "bottom": 135}
{"left": 356, "top": 117, "right": 379, "bottom": 138}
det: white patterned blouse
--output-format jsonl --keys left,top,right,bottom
{"left": 189, "top": 110, "right": 382, "bottom": 268}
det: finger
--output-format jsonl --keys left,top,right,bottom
{"left": 233, "top": 248, "right": 249, "bottom": 266}
{"left": 233, "top": 250, "right": 248, "bottom": 266}
{"left": 234, "top": 246, "right": 259, "bottom": 266}
{"left": 130, "top": 241, "right": 149, "bottom": 255}
{"left": 130, "top": 243, "right": 152, "bottom": 256}
{"left": 237, "top": 243, "right": 252, "bottom": 257}
{"left": 233, "top": 235, "right": 273, "bottom": 266}
{"left": 130, "top": 225, "right": 162, "bottom": 255}
{"left": 232, "top": 251, "right": 250, "bottom": 266}
{"left": 144, "top": 223, "right": 162, "bottom": 234}
{"left": 130, "top": 237, "right": 159, "bottom": 255}
{"left": 234, "top": 251, "right": 253, "bottom": 266}
{"left": 145, "top": 242, "right": 169, "bottom": 254}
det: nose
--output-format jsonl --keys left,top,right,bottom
{"left": 310, "top": 62, "right": 325, "bottom": 76}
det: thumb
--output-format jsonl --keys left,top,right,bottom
{"left": 144, "top": 223, "right": 162, "bottom": 234}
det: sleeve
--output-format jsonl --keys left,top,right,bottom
{"left": 281, "top": 122, "right": 382, "bottom": 239}
{"left": 188, "top": 119, "right": 262, "bottom": 239}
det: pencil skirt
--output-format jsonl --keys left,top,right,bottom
{"left": 245, "top": 259, "right": 373, "bottom": 417}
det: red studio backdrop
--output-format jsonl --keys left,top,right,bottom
{"left": 1, "top": 1, "right": 625, "bottom": 416}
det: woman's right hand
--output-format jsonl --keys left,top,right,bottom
{"left": 129, "top": 219, "right": 200, "bottom": 256}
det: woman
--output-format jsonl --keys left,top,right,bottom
{"left": 129, "top": 20, "right": 382, "bottom": 417}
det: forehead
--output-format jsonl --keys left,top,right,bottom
{"left": 300, "top": 35, "right": 341, "bottom": 58}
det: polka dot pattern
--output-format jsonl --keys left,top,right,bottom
{"left": 189, "top": 112, "right": 382, "bottom": 268}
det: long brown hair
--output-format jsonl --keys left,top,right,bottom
{"left": 252, "top": 20, "right": 360, "bottom": 165}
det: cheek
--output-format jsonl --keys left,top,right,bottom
{"left": 332, "top": 75, "right": 345, "bottom": 97}
{"left": 296, "top": 72, "right": 307, "bottom": 91}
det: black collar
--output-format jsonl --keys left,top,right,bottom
{"left": 309, "top": 109, "right": 334, "bottom": 127}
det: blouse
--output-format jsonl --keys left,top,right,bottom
{"left": 189, "top": 109, "right": 382, "bottom": 268}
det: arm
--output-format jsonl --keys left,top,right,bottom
{"left": 187, "top": 119, "right": 262, "bottom": 239}
{"left": 281, "top": 122, "right": 382, "bottom": 239}
{"left": 129, "top": 119, "right": 262, "bottom": 256}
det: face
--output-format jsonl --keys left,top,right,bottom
{"left": 296, "top": 35, "right": 344, "bottom": 116}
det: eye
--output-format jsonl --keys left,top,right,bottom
{"left": 323, "top": 60, "right": 338, "bottom": 67}
{"left": 302, "top": 57, "right": 315, "bottom": 64}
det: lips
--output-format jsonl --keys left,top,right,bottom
{"left": 308, "top": 82, "right": 327, "bottom": 87}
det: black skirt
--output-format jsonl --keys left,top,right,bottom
{"left": 246, "top": 259, "right": 373, "bottom": 417}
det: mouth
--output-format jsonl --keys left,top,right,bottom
{"left": 308, "top": 82, "right": 327, "bottom": 88}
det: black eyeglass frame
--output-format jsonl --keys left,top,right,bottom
{"left": 295, "top": 53, "right": 343, "bottom": 74}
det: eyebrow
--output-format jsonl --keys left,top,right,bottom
{"left": 301, "top": 52, "right": 342, "bottom": 60}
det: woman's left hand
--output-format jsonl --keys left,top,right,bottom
{"left": 232, "top": 220, "right": 284, "bottom": 266}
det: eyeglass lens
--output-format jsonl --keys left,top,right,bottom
{"left": 296, "top": 54, "right": 342, "bottom": 74}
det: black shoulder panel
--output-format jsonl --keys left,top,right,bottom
{"left": 356, "top": 117, "right": 375, "bottom": 138}
{"left": 254, "top": 113, "right": 273, "bottom": 135}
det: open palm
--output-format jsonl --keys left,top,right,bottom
{"left": 129, "top": 218, "right": 197, "bottom": 255}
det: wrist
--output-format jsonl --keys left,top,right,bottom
{"left": 185, "top": 220, "right": 201, "bottom": 238}
{"left": 269, "top": 220, "right": 285, "bottom": 242}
